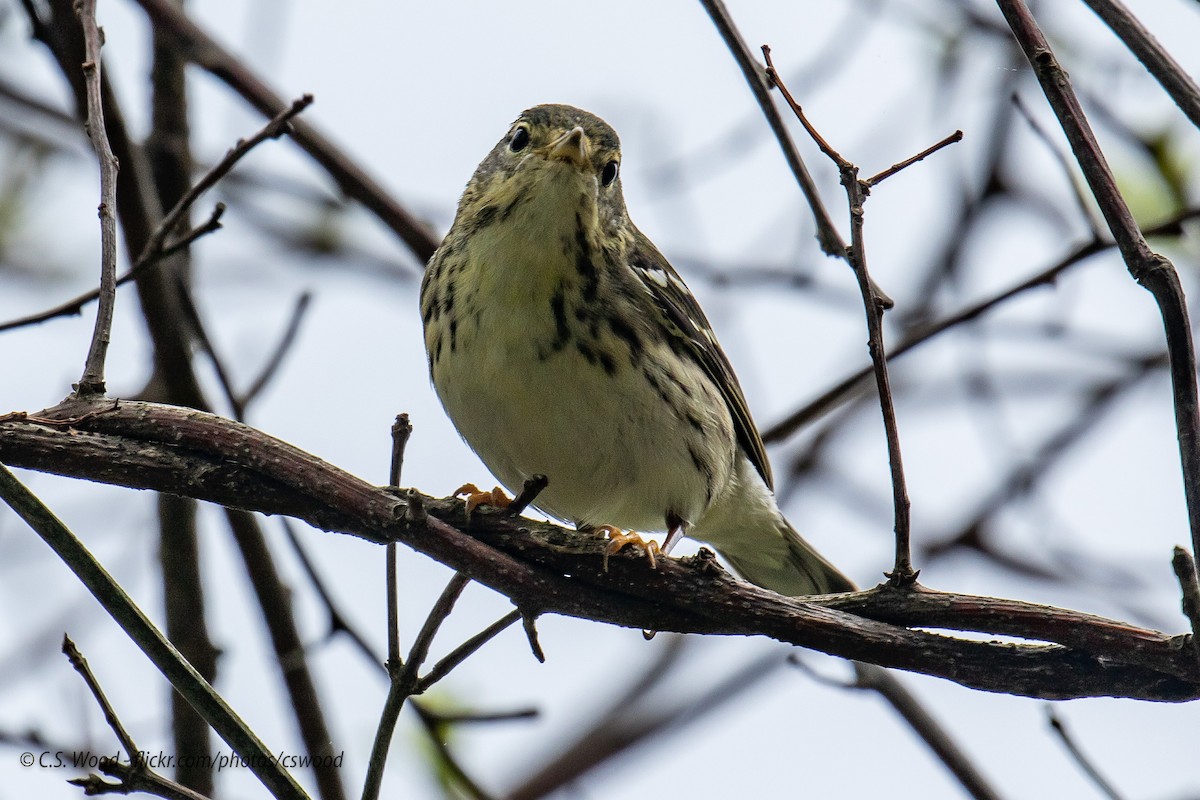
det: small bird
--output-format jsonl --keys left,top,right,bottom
{"left": 420, "top": 104, "right": 852, "bottom": 596}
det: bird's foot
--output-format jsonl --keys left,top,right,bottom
{"left": 454, "top": 483, "right": 511, "bottom": 515}
{"left": 595, "top": 525, "right": 661, "bottom": 572}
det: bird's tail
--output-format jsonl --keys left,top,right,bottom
{"left": 691, "top": 458, "right": 854, "bottom": 596}
{"left": 715, "top": 518, "right": 856, "bottom": 596}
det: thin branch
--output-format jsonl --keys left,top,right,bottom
{"left": 62, "top": 635, "right": 140, "bottom": 762}
{"left": 74, "top": 0, "right": 119, "bottom": 396}
{"left": 62, "top": 636, "right": 212, "bottom": 800}
{"left": 411, "top": 702, "right": 497, "bottom": 800}
{"left": 0, "top": 92, "right": 306, "bottom": 338}
{"left": 223, "top": 508, "right": 346, "bottom": 800}
{"left": 389, "top": 414, "right": 412, "bottom": 489}
{"left": 1045, "top": 707, "right": 1128, "bottom": 800}
{"left": 138, "top": 94, "right": 312, "bottom": 264}
{"left": 280, "top": 518, "right": 384, "bottom": 669}
{"left": 521, "top": 612, "right": 546, "bottom": 663}
{"left": 1172, "top": 546, "right": 1200, "bottom": 668}
{"left": 421, "top": 707, "right": 537, "bottom": 725}
{"left": 130, "top": 0, "right": 438, "bottom": 262}
{"left": 1010, "top": 93, "right": 1102, "bottom": 237}
{"left": 697, "top": 0, "right": 845, "bottom": 257}
{"left": 361, "top": 684, "right": 404, "bottom": 800}
{"left": 763, "top": 46, "right": 915, "bottom": 583}
{"left": 402, "top": 573, "right": 472, "bottom": 686}
{"left": 0, "top": 203, "right": 224, "bottom": 335}
{"left": 364, "top": 572, "right": 470, "bottom": 800}
{"left": 239, "top": 291, "right": 313, "bottom": 409}
{"left": 0, "top": 463, "right": 309, "bottom": 800}
{"left": 851, "top": 663, "right": 1004, "bottom": 800}
{"left": 864, "top": 130, "right": 964, "bottom": 187}
{"left": 507, "top": 474, "right": 548, "bottom": 516}
{"left": 1080, "top": 0, "right": 1200, "bottom": 130}
{"left": 507, "top": 645, "right": 786, "bottom": 800}
{"left": 174, "top": 273, "right": 244, "bottom": 419}
{"left": 762, "top": 205, "right": 1200, "bottom": 443}
{"left": 996, "top": 0, "right": 1200, "bottom": 594}
{"left": 386, "top": 413, "right": 413, "bottom": 674}
{"left": 416, "top": 610, "right": 521, "bottom": 692}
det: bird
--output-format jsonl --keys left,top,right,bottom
{"left": 419, "top": 104, "right": 852, "bottom": 596}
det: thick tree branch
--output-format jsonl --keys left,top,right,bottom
{"left": 1, "top": 398, "right": 1196, "bottom": 701}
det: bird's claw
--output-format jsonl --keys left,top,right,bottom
{"left": 454, "top": 483, "right": 511, "bottom": 515}
{"left": 597, "top": 525, "right": 661, "bottom": 572}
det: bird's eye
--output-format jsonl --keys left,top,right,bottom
{"left": 509, "top": 127, "right": 530, "bottom": 152}
{"left": 601, "top": 160, "right": 619, "bottom": 186}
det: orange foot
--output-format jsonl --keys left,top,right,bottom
{"left": 595, "top": 524, "right": 661, "bottom": 572}
{"left": 454, "top": 483, "right": 511, "bottom": 515}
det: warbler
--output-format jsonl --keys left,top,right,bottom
{"left": 420, "top": 104, "right": 852, "bottom": 596}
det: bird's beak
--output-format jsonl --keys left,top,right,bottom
{"left": 547, "top": 126, "right": 590, "bottom": 169}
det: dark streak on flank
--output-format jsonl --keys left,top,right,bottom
{"left": 574, "top": 213, "right": 599, "bottom": 302}
{"left": 607, "top": 315, "right": 642, "bottom": 363}
{"left": 643, "top": 368, "right": 672, "bottom": 406}
{"left": 550, "top": 285, "right": 570, "bottom": 351}
{"left": 442, "top": 279, "right": 455, "bottom": 319}
{"left": 470, "top": 204, "right": 499, "bottom": 233}
{"left": 687, "top": 444, "right": 715, "bottom": 503}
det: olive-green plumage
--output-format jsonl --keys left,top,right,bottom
{"left": 420, "top": 104, "right": 851, "bottom": 595}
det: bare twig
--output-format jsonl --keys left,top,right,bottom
{"left": 521, "top": 612, "right": 546, "bottom": 663}
{"left": 62, "top": 635, "right": 140, "bottom": 762}
{"left": 385, "top": 413, "right": 414, "bottom": 689}
{"left": 997, "top": 0, "right": 1200, "bottom": 587}
{"left": 0, "top": 101, "right": 309, "bottom": 340}
{"left": 698, "top": 1, "right": 860, "bottom": 273}
{"left": 174, "top": 273, "right": 244, "bottom": 418}
{"left": 411, "top": 702, "right": 498, "bottom": 800}
{"left": 280, "top": 518, "right": 384, "bottom": 669}
{"left": 364, "top": 572, "right": 470, "bottom": 800}
{"left": 73, "top": 0, "right": 119, "bottom": 396}
{"left": 416, "top": 610, "right": 521, "bottom": 692}
{"left": 421, "top": 707, "right": 537, "bottom": 725}
{"left": 762, "top": 205, "right": 1200, "bottom": 443}
{"left": 0, "top": 464, "right": 307, "bottom": 800}
{"left": 852, "top": 663, "right": 1004, "bottom": 800}
{"left": 1045, "top": 707, "right": 1128, "bottom": 800}
{"left": 402, "top": 573, "right": 472, "bottom": 685}
{"left": 63, "top": 636, "right": 211, "bottom": 800}
{"left": 0, "top": 96, "right": 308, "bottom": 339}
{"left": 762, "top": 46, "right": 915, "bottom": 583}
{"left": 1010, "top": 93, "right": 1102, "bottom": 237}
{"left": 508, "top": 473, "right": 548, "bottom": 515}
{"left": 0, "top": 204, "right": 225, "bottom": 334}
{"left": 239, "top": 291, "right": 313, "bottom": 409}
{"left": 1080, "top": 0, "right": 1200, "bottom": 130}
{"left": 1172, "top": 546, "right": 1200, "bottom": 667}
{"left": 508, "top": 644, "right": 786, "bottom": 800}
{"left": 223, "top": 508, "right": 346, "bottom": 800}
{"left": 385, "top": 413, "right": 413, "bottom": 680}
{"left": 140, "top": 94, "right": 312, "bottom": 263}
{"left": 130, "top": 0, "right": 438, "bottom": 262}
{"left": 389, "top": 414, "right": 412, "bottom": 489}
{"left": 864, "top": 130, "right": 964, "bottom": 187}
